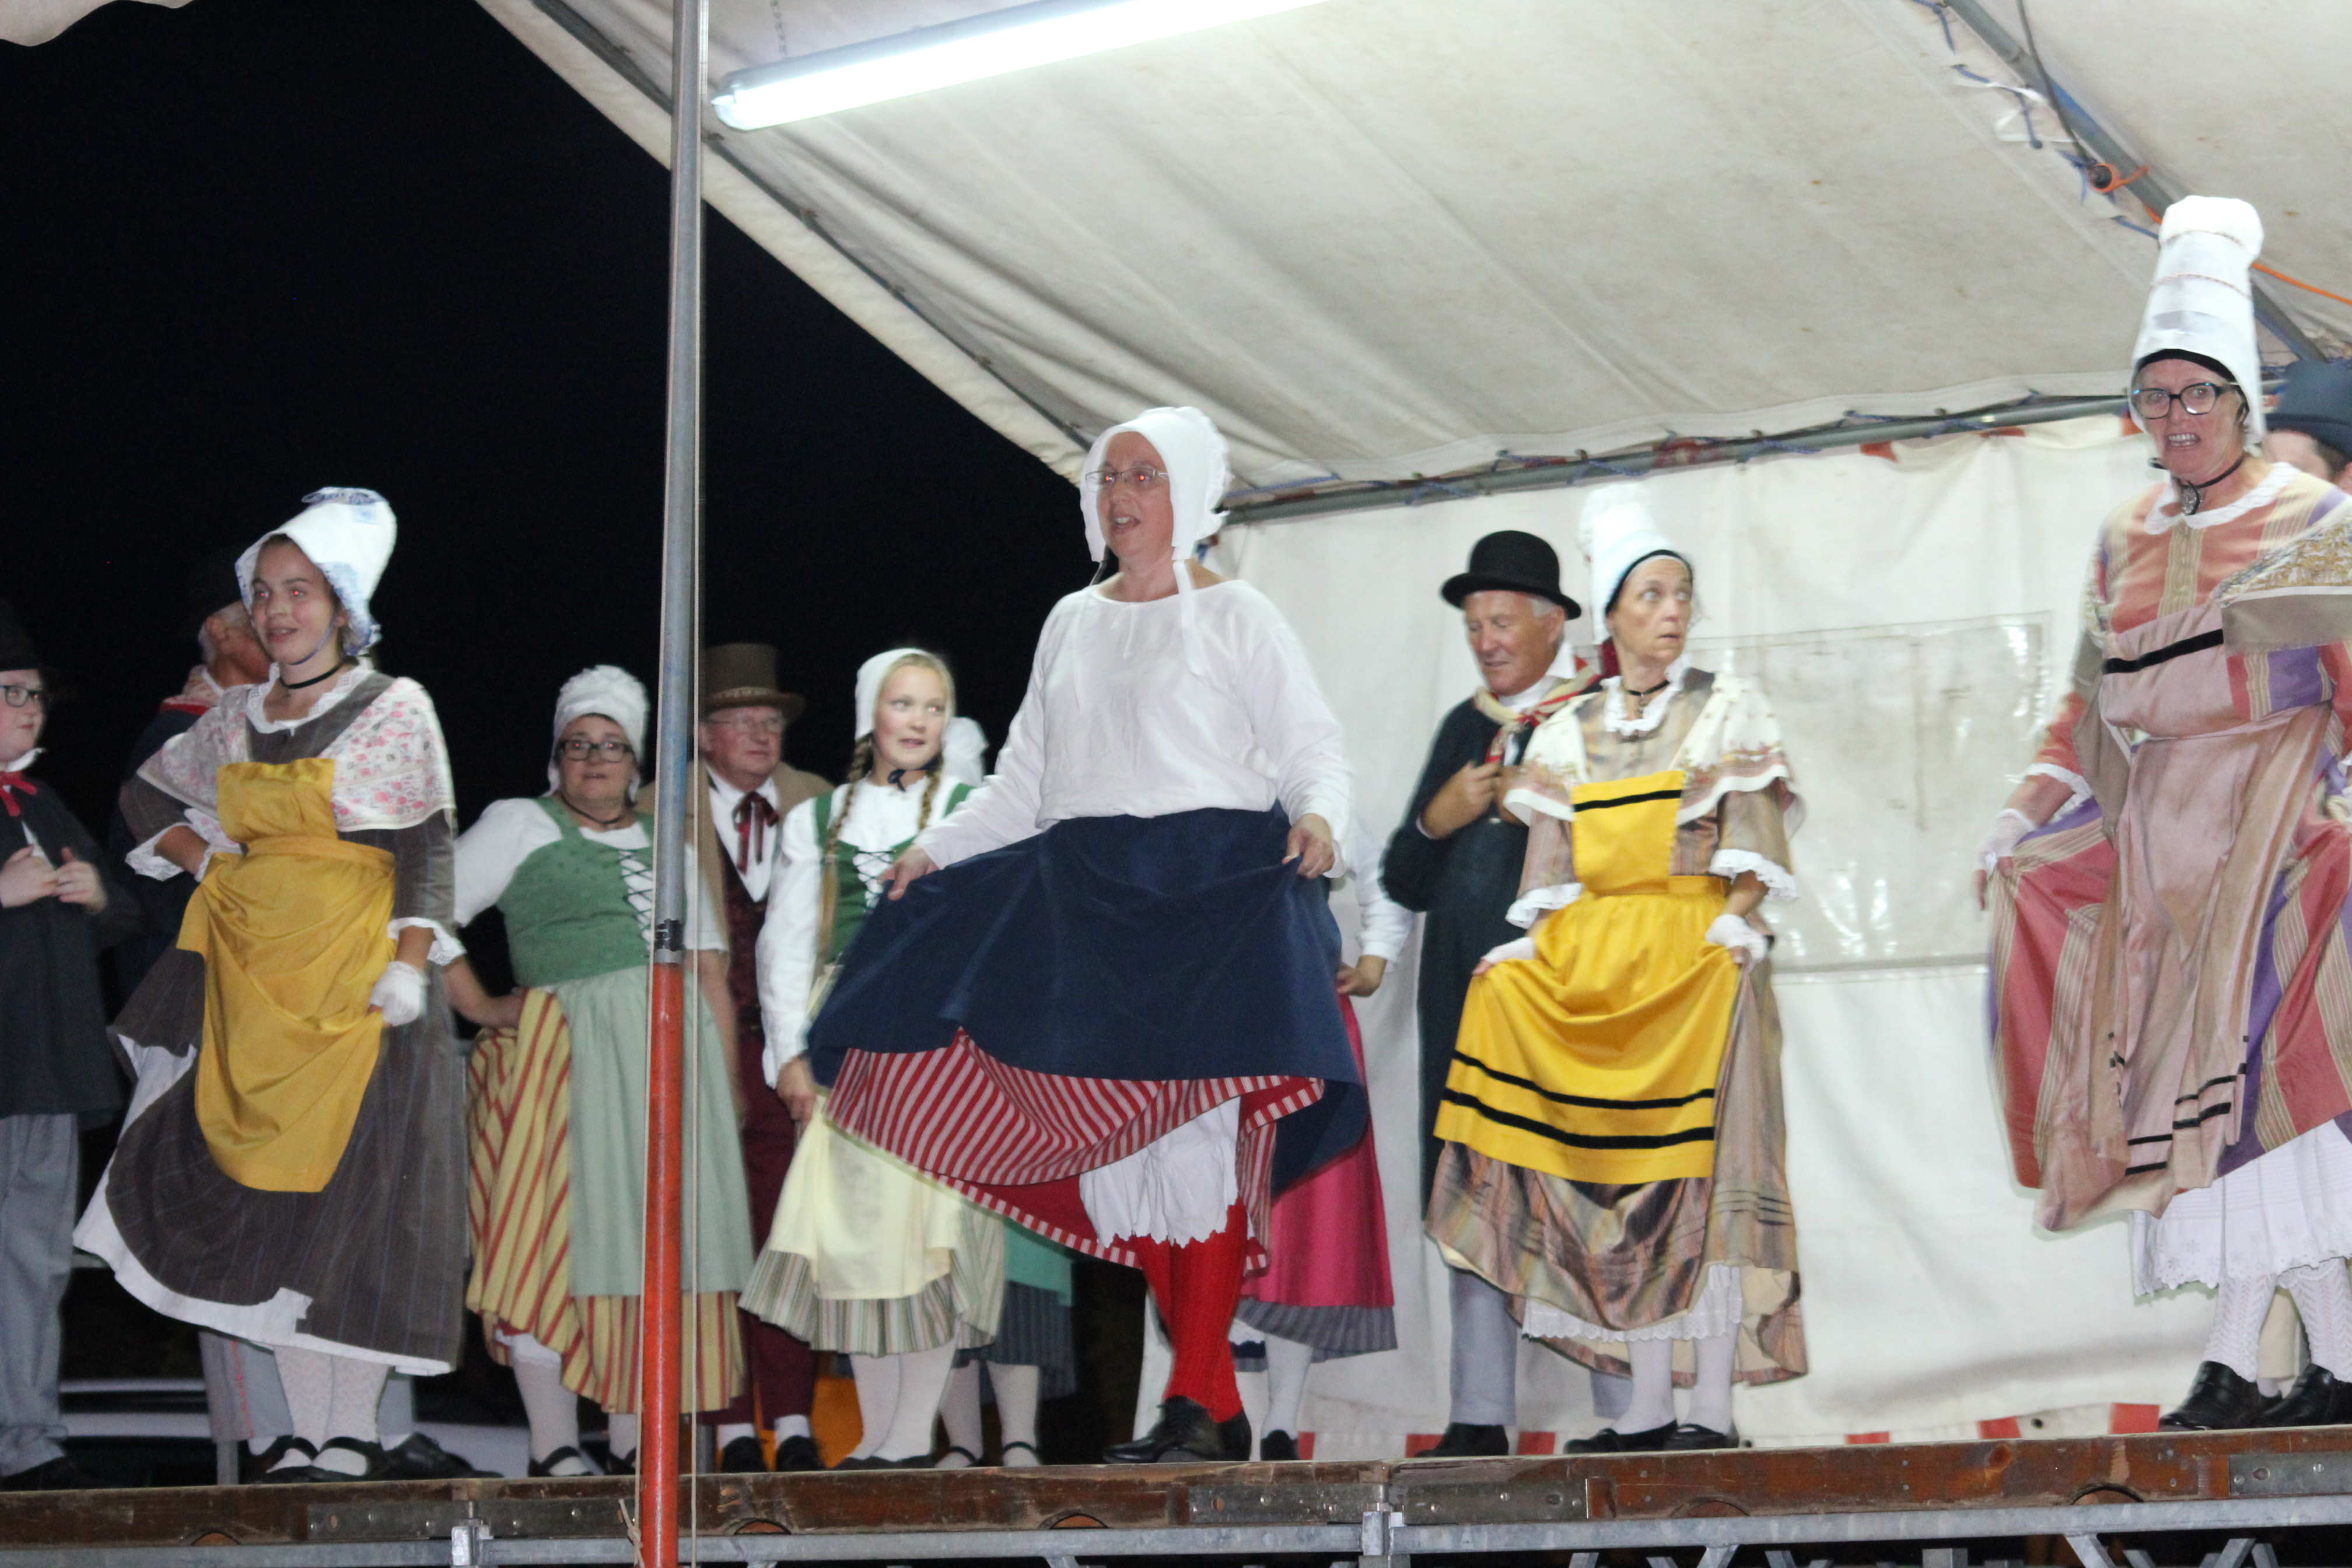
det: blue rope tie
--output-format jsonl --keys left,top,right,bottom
{"left": 1904, "top": 0, "right": 1957, "bottom": 52}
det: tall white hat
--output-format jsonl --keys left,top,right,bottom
{"left": 549, "top": 664, "right": 648, "bottom": 792}
{"left": 236, "top": 487, "right": 397, "bottom": 653}
{"left": 2131, "top": 196, "right": 2267, "bottom": 440}
{"left": 1578, "top": 483, "right": 1687, "bottom": 621}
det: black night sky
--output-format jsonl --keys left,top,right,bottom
{"left": 6, "top": 0, "right": 1083, "bottom": 835}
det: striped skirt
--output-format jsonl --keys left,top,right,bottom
{"left": 465, "top": 989, "right": 743, "bottom": 1412}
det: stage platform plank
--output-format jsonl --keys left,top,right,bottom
{"left": 4, "top": 1431, "right": 2352, "bottom": 1556}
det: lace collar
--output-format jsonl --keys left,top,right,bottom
{"left": 1599, "top": 656, "right": 1690, "bottom": 737}
{"left": 246, "top": 662, "right": 372, "bottom": 733}
{"left": 2145, "top": 460, "right": 2294, "bottom": 535}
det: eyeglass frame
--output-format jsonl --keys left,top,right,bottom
{"left": 555, "top": 737, "right": 637, "bottom": 762}
{"left": 2129, "top": 380, "right": 2236, "bottom": 420}
{"left": 1086, "top": 464, "right": 1172, "bottom": 491}
{"left": 0, "top": 683, "right": 49, "bottom": 710}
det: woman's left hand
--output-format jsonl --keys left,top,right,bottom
{"left": 1338, "top": 954, "right": 1388, "bottom": 997}
{"left": 53, "top": 849, "right": 106, "bottom": 911}
{"left": 1284, "top": 813, "right": 1336, "bottom": 878}
{"left": 368, "top": 959, "right": 427, "bottom": 1027}
{"left": 1704, "top": 913, "right": 1769, "bottom": 966}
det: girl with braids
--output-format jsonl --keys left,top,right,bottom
{"left": 747, "top": 649, "right": 1065, "bottom": 1469}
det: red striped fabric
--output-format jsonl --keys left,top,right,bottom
{"left": 827, "top": 1029, "right": 1325, "bottom": 1270}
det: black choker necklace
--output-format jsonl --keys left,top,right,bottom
{"left": 887, "top": 759, "right": 940, "bottom": 788}
{"left": 559, "top": 792, "right": 633, "bottom": 830}
{"left": 279, "top": 659, "right": 352, "bottom": 692}
{"left": 1623, "top": 676, "right": 1671, "bottom": 699}
{"left": 2175, "top": 452, "right": 2249, "bottom": 516}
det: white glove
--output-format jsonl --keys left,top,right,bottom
{"left": 1977, "top": 808, "right": 2035, "bottom": 876}
{"left": 1477, "top": 936, "right": 1538, "bottom": 972}
{"left": 1705, "top": 914, "right": 1769, "bottom": 965}
{"left": 369, "top": 960, "right": 426, "bottom": 1027}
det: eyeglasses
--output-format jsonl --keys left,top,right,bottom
{"left": 0, "top": 684, "right": 47, "bottom": 710}
{"left": 1086, "top": 464, "right": 1170, "bottom": 492}
{"left": 705, "top": 713, "right": 785, "bottom": 737}
{"left": 558, "top": 738, "right": 635, "bottom": 761}
{"left": 2130, "top": 381, "right": 2232, "bottom": 419}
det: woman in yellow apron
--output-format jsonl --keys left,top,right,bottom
{"left": 81, "top": 490, "right": 468, "bottom": 1481}
{"left": 1427, "top": 489, "right": 1804, "bottom": 1453}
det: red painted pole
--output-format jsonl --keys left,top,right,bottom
{"left": 639, "top": 958, "right": 687, "bottom": 1564}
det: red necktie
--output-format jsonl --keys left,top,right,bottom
{"left": 0, "top": 772, "right": 37, "bottom": 818}
{"left": 733, "top": 792, "right": 778, "bottom": 873}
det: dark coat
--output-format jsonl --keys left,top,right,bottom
{"left": 1380, "top": 698, "right": 1530, "bottom": 1202}
{"left": 2, "top": 779, "right": 137, "bottom": 1124}
{"left": 107, "top": 703, "right": 203, "bottom": 996}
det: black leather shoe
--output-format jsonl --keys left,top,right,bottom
{"left": 241, "top": 1436, "right": 313, "bottom": 1483}
{"left": 378, "top": 1433, "right": 498, "bottom": 1479}
{"left": 2161, "top": 1360, "right": 2270, "bottom": 1430}
{"left": 1564, "top": 1420, "right": 1679, "bottom": 1453}
{"left": 1259, "top": 1429, "right": 1300, "bottom": 1461}
{"left": 1662, "top": 1422, "right": 1738, "bottom": 1451}
{"left": 527, "top": 1446, "right": 604, "bottom": 1478}
{"left": 1, "top": 1457, "right": 106, "bottom": 1492}
{"left": 719, "top": 1436, "right": 770, "bottom": 1474}
{"left": 314, "top": 1438, "right": 390, "bottom": 1479}
{"left": 1411, "top": 1422, "right": 1510, "bottom": 1459}
{"left": 773, "top": 1434, "right": 824, "bottom": 1472}
{"left": 250, "top": 1437, "right": 327, "bottom": 1485}
{"left": 1103, "top": 1397, "right": 1250, "bottom": 1463}
{"left": 2258, "top": 1364, "right": 2352, "bottom": 1428}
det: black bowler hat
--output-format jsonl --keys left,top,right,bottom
{"left": 2270, "top": 359, "right": 2352, "bottom": 458}
{"left": 1441, "top": 530, "right": 1580, "bottom": 617}
{"left": 0, "top": 600, "right": 37, "bottom": 672}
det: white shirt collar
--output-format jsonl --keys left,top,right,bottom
{"left": 706, "top": 769, "right": 778, "bottom": 815}
{"left": 0, "top": 747, "right": 38, "bottom": 773}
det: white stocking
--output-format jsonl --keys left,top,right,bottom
{"left": 327, "top": 1357, "right": 388, "bottom": 1446}
{"left": 2204, "top": 1274, "right": 2276, "bottom": 1381}
{"left": 937, "top": 1362, "right": 984, "bottom": 1465}
{"left": 510, "top": 1340, "right": 584, "bottom": 1466}
{"left": 848, "top": 1354, "right": 900, "bottom": 1461}
{"left": 2283, "top": 1262, "right": 2352, "bottom": 1377}
{"left": 992, "top": 1363, "right": 1042, "bottom": 1464}
{"left": 1619, "top": 1339, "right": 1675, "bottom": 1433}
{"left": 1262, "top": 1332, "right": 1313, "bottom": 1439}
{"left": 1685, "top": 1332, "right": 1736, "bottom": 1434}
{"left": 606, "top": 1412, "right": 639, "bottom": 1464}
{"left": 877, "top": 1345, "right": 956, "bottom": 1462}
{"left": 275, "top": 1346, "right": 334, "bottom": 1452}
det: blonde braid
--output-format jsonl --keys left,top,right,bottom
{"left": 917, "top": 766, "right": 944, "bottom": 834}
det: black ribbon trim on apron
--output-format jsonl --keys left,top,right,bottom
{"left": 1573, "top": 788, "right": 1686, "bottom": 811}
{"left": 1450, "top": 1045, "right": 1718, "bottom": 1112}
{"left": 1440, "top": 1088, "right": 1716, "bottom": 1152}
{"left": 2102, "top": 628, "right": 2223, "bottom": 675}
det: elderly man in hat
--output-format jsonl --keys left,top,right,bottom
{"left": 694, "top": 643, "right": 830, "bottom": 1472}
{"left": 1384, "top": 530, "right": 1608, "bottom": 1458}
{"left": 2264, "top": 359, "right": 2352, "bottom": 491}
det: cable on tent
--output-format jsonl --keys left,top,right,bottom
{"left": 1950, "top": 65, "right": 2042, "bottom": 149}
{"left": 1408, "top": 478, "right": 1474, "bottom": 504}
{"left": 1222, "top": 471, "right": 1342, "bottom": 502}
{"left": 1740, "top": 433, "right": 1825, "bottom": 460}
{"left": 1903, "top": 0, "right": 1957, "bottom": 52}
{"left": 1572, "top": 452, "right": 1641, "bottom": 481}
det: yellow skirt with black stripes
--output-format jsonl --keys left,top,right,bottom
{"left": 1436, "top": 876, "right": 1740, "bottom": 1185}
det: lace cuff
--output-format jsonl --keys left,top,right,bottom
{"left": 2024, "top": 763, "right": 2093, "bottom": 820}
{"left": 1506, "top": 882, "right": 1581, "bottom": 929}
{"left": 1708, "top": 849, "right": 1797, "bottom": 902}
{"left": 389, "top": 917, "right": 464, "bottom": 967}
{"left": 126, "top": 810, "right": 236, "bottom": 882}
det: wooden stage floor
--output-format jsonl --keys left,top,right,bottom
{"left": 9, "top": 1426, "right": 2352, "bottom": 1564}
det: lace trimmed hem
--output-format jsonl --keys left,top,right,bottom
{"left": 1522, "top": 1263, "right": 1742, "bottom": 1343}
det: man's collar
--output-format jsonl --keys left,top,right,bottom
{"left": 706, "top": 768, "right": 779, "bottom": 810}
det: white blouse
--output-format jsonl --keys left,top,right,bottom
{"left": 755, "top": 778, "right": 948, "bottom": 1084}
{"left": 453, "top": 796, "right": 724, "bottom": 955}
{"left": 918, "top": 580, "right": 1352, "bottom": 870}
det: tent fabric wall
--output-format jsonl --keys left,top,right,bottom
{"left": 1176, "top": 421, "right": 2233, "bottom": 1447}
{"left": 476, "top": 0, "right": 2351, "bottom": 491}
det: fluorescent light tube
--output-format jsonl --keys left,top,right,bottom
{"left": 711, "top": 0, "right": 1333, "bottom": 129}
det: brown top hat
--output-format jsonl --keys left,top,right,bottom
{"left": 700, "top": 643, "right": 808, "bottom": 723}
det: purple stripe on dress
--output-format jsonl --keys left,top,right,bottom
{"left": 2266, "top": 647, "right": 2326, "bottom": 713}
{"left": 2218, "top": 864, "right": 2297, "bottom": 1179}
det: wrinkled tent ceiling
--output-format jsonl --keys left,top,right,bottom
{"left": 470, "top": 0, "right": 2352, "bottom": 492}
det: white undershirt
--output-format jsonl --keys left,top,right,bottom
{"left": 916, "top": 580, "right": 1353, "bottom": 871}
{"left": 453, "top": 796, "right": 723, "bottom": 956}
{"left": 706, "top": 772, "right": 784, "bottom": 902}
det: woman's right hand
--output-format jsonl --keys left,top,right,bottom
{"left": 775, "top": 1056, "right": 817, "bottom": 1130}
{"left": 1473, "top": 936, "right": 1537, "bottom": 976}
{"left": 0, "top": 846, "right": 58, "bottom": 908}
{"left": 884, "top": 845, "right": 938, "bottom": 901}
{"left": 457, "top": 989, "right": 524, "bottom": 1031}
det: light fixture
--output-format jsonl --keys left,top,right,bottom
{"left": 710, "top": 0, "right": 1334, "bottom": 129}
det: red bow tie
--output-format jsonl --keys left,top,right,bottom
{"left": 733, "top": 791, "right": 779, "bottom": 873}
{"left": 0, "top": 772, "right": 37, "bottom": 818}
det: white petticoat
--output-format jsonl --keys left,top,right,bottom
{"left": 2132, "top": 1120, "right": 2352, "bottom": 1293}
{"left": 1522, "top": 1262, "right": 1742, "bottom": 1343}
{"left": 1079, "top": 1098, "right": 1240, "bottom": 1247}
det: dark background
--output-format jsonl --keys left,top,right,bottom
{"left": 7, "top": 0, "right": 1137, "bottom": 1463}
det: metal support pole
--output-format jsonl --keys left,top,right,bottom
{"left": 1937, "top": 0, "right": 2320, "bottom": 360}
{"left": 640, "top": 0, "right": 706, "bottom": 1561}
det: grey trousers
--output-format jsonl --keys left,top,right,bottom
{"left": 1447, "top": 1267, "right": 1632, "bottom": 1427}
{"left": 0, "top": 1115, "right": 77, "bottom": 1478}
{"left": 199, "top": 1333, "right": 414, "bottom": 1445}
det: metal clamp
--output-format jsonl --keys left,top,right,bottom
{"left": 1361, "top": 1506, "right": 1406, "bottom": 1559}
{"left": 449, "top": 1517, "right": 491, "bottom": 1567}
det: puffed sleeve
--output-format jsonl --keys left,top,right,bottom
{"left": 757, "top": 795, "right": 827, "bottom": 1084}
{"left": 1231, "top": 587, "right": 1351, "bottom": 834}
{"left": 453, "top": 799, "right": 554, "bottom": 928}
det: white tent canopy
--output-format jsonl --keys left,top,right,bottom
{"left": 475, "top": 0, "right": 2352, "bottom": 488}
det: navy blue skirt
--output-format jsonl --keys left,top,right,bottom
{"left": 810, "top": 807, "right": 1364, "bottom": 1192}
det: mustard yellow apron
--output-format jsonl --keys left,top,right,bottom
{"left": 180, "top": 758, "right": 394, "bottom": 1193}
{"left": 1436, "top": 769, "right": 1741, "bottom": 1185}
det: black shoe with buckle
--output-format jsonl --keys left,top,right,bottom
{"left": 1564, "top": 1420, "right": 1679, "bottom": 1454}
{"left": 2160, "top": 1360, "right": 2269, "bottom": 1430}
{"left": 378, "top": 1433, "right": 498, "bottom": 1479}
{"left": 1103, "top": 1397, "right": 1250, "bottom": 1463}
{"left": 528, "top": 1446, "right": 604, "bottom": 1478}
{"left": 2257, "top": 1364, "right": 2352, "bottom": 1429}
{"left": 1411, "top": 1422, "right": 1510, "bottom": 1460}
{"left": 772, "top": 1434, "right": 823, "bottom": 1472}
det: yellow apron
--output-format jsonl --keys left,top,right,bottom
{"left": 181, "top": 758, "right": 394, "bottom": 1193}
{"left": 1436, "top": 769, "right": 1741, "bottom": 1185}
